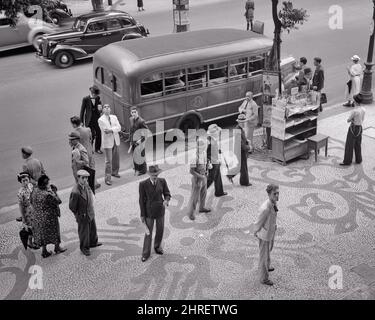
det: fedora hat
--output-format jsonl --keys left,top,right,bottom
{"left": 21, "top": 146, "right": 33, "bottom": 155}
{"left": 148, "top": 165, "right": 162, "bottom": 175}
{"left": 207, "top": 124, "right": 222, "bottom": 136}
{"left": 68, "top": 131, "right": 80, "bottom": 140}
{"left": 351, "top": 55, "right": 360, "bottom": 61}
{"left": 236, "top": 113, "right": 247, "bottom": 123}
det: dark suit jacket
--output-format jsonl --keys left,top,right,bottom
{"left": 139, "top": 178, "right": 171, "bottom": 219}
{"left": 80, "top": 95, "right": 102, "bottom": 126}
{"left": 129, "top": 116, "right": 149, "bottom": 145}
{"left": 312, "top": 66, "right": 325, "bottom": 91}
{"left": 69, "top": 184, "right": 94, "bottom": 219}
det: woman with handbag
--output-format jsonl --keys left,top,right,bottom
{"left": 31, "top": 175, "right": 66, "bottom": 258}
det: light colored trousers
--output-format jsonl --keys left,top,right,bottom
{"left": 258, "top": 238, "right": 274, "bottom": 282}
{"left": 245, "top": 122, "right": 256, "bottom": 149}
{"left": 187, "top": 175, "right": 207, "bottom": 217}
{"left": 104, "top": 144, "right": 119, "bottom": 182}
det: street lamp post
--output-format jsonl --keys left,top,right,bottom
{"left": 360, "top": 0, "right": 375, "bottom": 104}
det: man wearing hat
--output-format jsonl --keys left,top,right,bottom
{"left": 139, "top": 165, "right": 171, "bottom": 262}
{"left": 187, "top": 138, "right": 211, "bottom": 221}
{"left": 227, "top": 114, "right": 252, "bottom": 186}
{"left": 21, "top": 146, "right": 46, "bottom": 186}
{"left": 80, "top": 85, "right": 103, "bottom": 154}
{"left": 340, "top": 94, "right": 366, "bottom": 166}
{"left": 206, "top": 124, "right": 227, "bottom": 197}
{"left": 69, "top": 169, "right": 102, "bottom": 256}
{"left": 69, "top": 131, "right": 94, "bottom": 193}
{"left": 343, "top": 55, "right": 363, "bottom": 107}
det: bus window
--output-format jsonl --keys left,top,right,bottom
{"left": 187, "top": 66, "right": 207, "bottom": 90}
{"left": 112, "top": 74, "right": 122, "bottom": 96}
{"left": 209, "top": 61, "right": 228, "bottom": 85}
{"left": 249, "top": 55, "right": 265, "bottom": 76}
{"left": 103, "top": 68, "right": 112, "bottom": 88}
{"left": 141, "top": 73, "right": 163, "bottom": 99}
{"left": 229, "top": 58, "right": 248, "bottom": 80}
{"left": 95, "top": 66, "right": 104, "bottom": 84}
{"left": 164, "top": 70, "right": 186, "bottom": 95}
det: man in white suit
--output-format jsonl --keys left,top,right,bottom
{"left": 98, "top": 104, "right": 121, "bottom": 186}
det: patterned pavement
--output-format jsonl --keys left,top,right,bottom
{"left": 0, "top": 105, "right": 375, "bottom": 300}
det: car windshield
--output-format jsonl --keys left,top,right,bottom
{"left": 72, "top": 18, "right": 86, "bottom": 31}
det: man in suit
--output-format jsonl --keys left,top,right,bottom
{"left": 69, "top": 169, "right": 102, "bottom": 256}
{"left": 206, "top": 124, "right": 227, "bottom": 197}
{"left": 129, "top": 107, "right": 149, "bottom": 176}
{"left": 139, "top": 165, "right": 171, "bottom": 262}
{"left": 312, "top": 57, "right": 325, "bottom": 112}
{"left": 98, "top": 104, "right": 121, "bottom": 186}
{"left": 253, "top": 184, "right": 279, "bottom": 286}
{"left": 21, "top": 146, "right": 46, "bottom": 186}
{"left": 227, "top": 114, "right": 252, "bottom": 186}
{"left": 70, "top": 116, "right": 100, "bottom": 190}
{"left": 80, "top": 85, "right": 103, "bottom": 154}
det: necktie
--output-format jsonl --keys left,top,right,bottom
{"left": 273, "top": 205, "right": 279, "bottom": 212}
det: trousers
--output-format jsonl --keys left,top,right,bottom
{"left": 207, "top": 164, "right": 224, "bottom": 196}
{"left": 104, "top": 144, "right": 120, "bottom": 182}
{"left": 258, "top": 238, "right": 274, "bottom": 282}
{"left": 77, "top": 216, "right": 98, "bottom": 252}
{"left": 343, "top": 125, "right": 362, "bottom": 164}
{"left": 142, "top": 216, "right": 164, "bottom": 258}
{"left": 187, "top": 175, "right": 207, "bottom": 217}
{"left": 88, "top": 119, "right": 101, "bottom": 152}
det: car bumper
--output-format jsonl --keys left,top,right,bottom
{"left": 35, "top": 52, "right": 52, "bottom": 63}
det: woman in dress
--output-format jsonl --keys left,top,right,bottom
{"left": 17, "top": 172, "right": 37, "bottom": 249}
{"left": 137, "top": 0, "right": 145, "bottom": 11}
{"left": 343, "top": 55, "right": 363, "bottom": 107}
{"left": 31, "top": 175, "right": 66, "bottom": 258}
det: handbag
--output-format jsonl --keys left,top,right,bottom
{"left": 320, "top": 92, "right": 327, "bottom": 104}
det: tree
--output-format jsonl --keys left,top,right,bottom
{"left": 269, "top": 0, "right": 309, "bottom": 93}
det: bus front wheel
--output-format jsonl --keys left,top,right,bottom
{"left": 179, "top": 116, "right": 200, "bottom": 135}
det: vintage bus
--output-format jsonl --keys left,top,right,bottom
{"left": 92, "top": 28, "right": 273, "bottom": 134}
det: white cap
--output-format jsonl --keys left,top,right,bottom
{"left": 351, "top": 55, "right": 360, "bottom": 61}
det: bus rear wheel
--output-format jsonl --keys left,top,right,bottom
{"left": 179, "top": 116, "right": 201, "bottom": 136}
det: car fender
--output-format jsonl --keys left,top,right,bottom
{"left": 121, "top": 33, "right": 145, "bottom": 41}
{"left": 27, "top": 25, "right": 56, "bottom": 44}
{"left": 51, "top": 45, "right": 87, "bottom": 60}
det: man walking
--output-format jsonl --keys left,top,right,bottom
{"left": 253, "top": 184, "right": 279, "bottom": 286}
{"left": 70, "top": 116, "right": 100, "bottom": 190}
{"left": 98, "top": 104, "right": 121, "bottom": 186}
{"left": 244, "top": 0, "right": 255, "bottom": 31}
{"left": 312, "top": 57, "right": 325, "bottom": 112}
{"left": 206, "top": 124, "right": 227, "bottom": 197}
{"left": 80, "top": 85, "right": 103, "bottom": 154}
{"left": 139, "top": 165, "right": 171, "bottom": 262}
{"left": 187, "top": 138, "right": 211, "bottom": 221}
{"left": 21, "top": 146, "right": 46, "bottom": 186}
{"left": 69, "top": 169, "right": 102, "bottom": 256}
{"left": 129, "top": 107, "right": 149, "bottom": 176}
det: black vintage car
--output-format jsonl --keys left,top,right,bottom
{"left": 36, "top": 10, "right": 148, "bottom": 68}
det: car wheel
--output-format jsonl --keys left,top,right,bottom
{"left": 54, "top": 51, "right": 74, "bottom": 68}
{"left": 32, "top": 33, "right": 45, "bottom": 50}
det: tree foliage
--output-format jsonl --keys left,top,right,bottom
{"left": 0, "top": 0, "right": 32, "bottom": 26}
{"left": 278, "top": 1, "right": 309, "bottom": 33}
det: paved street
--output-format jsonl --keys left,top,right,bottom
{"left": 1, "top": 103, "right": 374, "bottom": 299}
{"left": 0, "top": 0, "right": 374, "bottom": 209}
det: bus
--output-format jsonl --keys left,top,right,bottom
{"left": 93, "top": 28, "right": 273, "bottom": 135}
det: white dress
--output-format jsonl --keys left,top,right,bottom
{"left": 345, "top": 63, "right": 363, "bottom": 101}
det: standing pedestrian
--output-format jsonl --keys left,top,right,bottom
{"left": 296, "top": 57, "right": 308, "bottom": 83}
{"left": 17, "top": 172, "right": 37, "bottom": 249}
{"left": 137, "top": 0, "right": 145, "bottom": 11}
{"left": 238, "top": 91, "right": 258, "bottom": 153}
{"left": 227, "top": 114, "right": 252, "bottom": 186}
{"left": 312, "top": 57, "right": 325, "bottom": 112}
{"left": 187, "top": 138, "right": 211, "bottom": 221}
{"left": 340, "top": 94, "right": 365, "bottom": 166}
{"left": 98, "top": 104, "right": 121, "bottom": 186}
{"left": 253, "top": 184, "right": 279, "bottom": 286}
{"left": 139, "top": 165, "right": 171, "bottom": 262}
{"left": 206, "top": 124, "right": 227, "bottom": 197}
{"left": 80, "top": 85, "right": 103, "bottom": 154}
{"left": 21, "top": 146, "right": 46, "bottom": 186}
{"left": 343, "top": 55, "right": 363, "bottom": 107}
{"left": 244, "top": 0, "right": 255, "bottom": 31}
{"left": 69, "top": 170, "right": 102, "bottom": 256}
{"left": 31, "top": 175, "right": 66, "bottom": 258}
{"left": 70, "top": 116, "right": 100, "bottom": 190}
{"left": 129, "top": 107, "right": 149, "bottom": 176}
{"left": 297, "top": 67, "right": 312, "bottom": 92}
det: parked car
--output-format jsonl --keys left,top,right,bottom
{"left": 36, "top": 10, "right": 149, "bottom": 68}
{"left": 0, "top": 11, "right": 58, "bottom": 51}
{"left": 28, "top": 0, "right": 73, "bottom": 25}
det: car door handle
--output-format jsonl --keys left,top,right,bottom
{"left": 102, "top": 32, "right": 112, "bottom": 36}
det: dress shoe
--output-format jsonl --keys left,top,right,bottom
{"left": 339, "top": 162, "right": 350, "bottom": 166}
{"left": 268, "top": 267, "right": 275, "bottom": 272}
{"left": 356, "top": 161, "right": 362, "bottom": 164}
{"left": 95, "top": 183, "right": 101, "bottom": 189}
{"left": 54, "top": 247, "right": 67, "bottom": 254}
{"left": 343, "top": 102, "right": 352, "bottom": 107}
{"left": 215, "top": 192, "right": 228, "bottom": 197}
{"left": 42, "top": 251, "right": 52, "bottom": 258}
{"left": 241, "top": 183, "right": 252, "bottom": 186}
{"left": 199, "top": 208, "right": 211, "bottom": 213}
{"left": 90, "top": 242, "right": 102, "bottom": 248}
{"left": 189, "top": 214, "right": 195, "bottom": 221}
{"left": 261, "top": 279, "right": 274, "bottom": 286}
{"left": 155, "top": 249, "right": 164, "bottom": 255}
{"left": 96, "top": 150, "right": 103, "bottom": 154}
{"left": 16, "top": 217, "right": 22, "bottom": 222}
{"left": 105, "top": 180, "right": 112, "bottom": 186}
{"left": 141, "top": 256, "right": 148, "bottom": 262}
{"left": 111, "top": 173, "right": 121, "bottom": 178}
{"left": 81, "top": 250, "right": 91, "bottom": 256}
